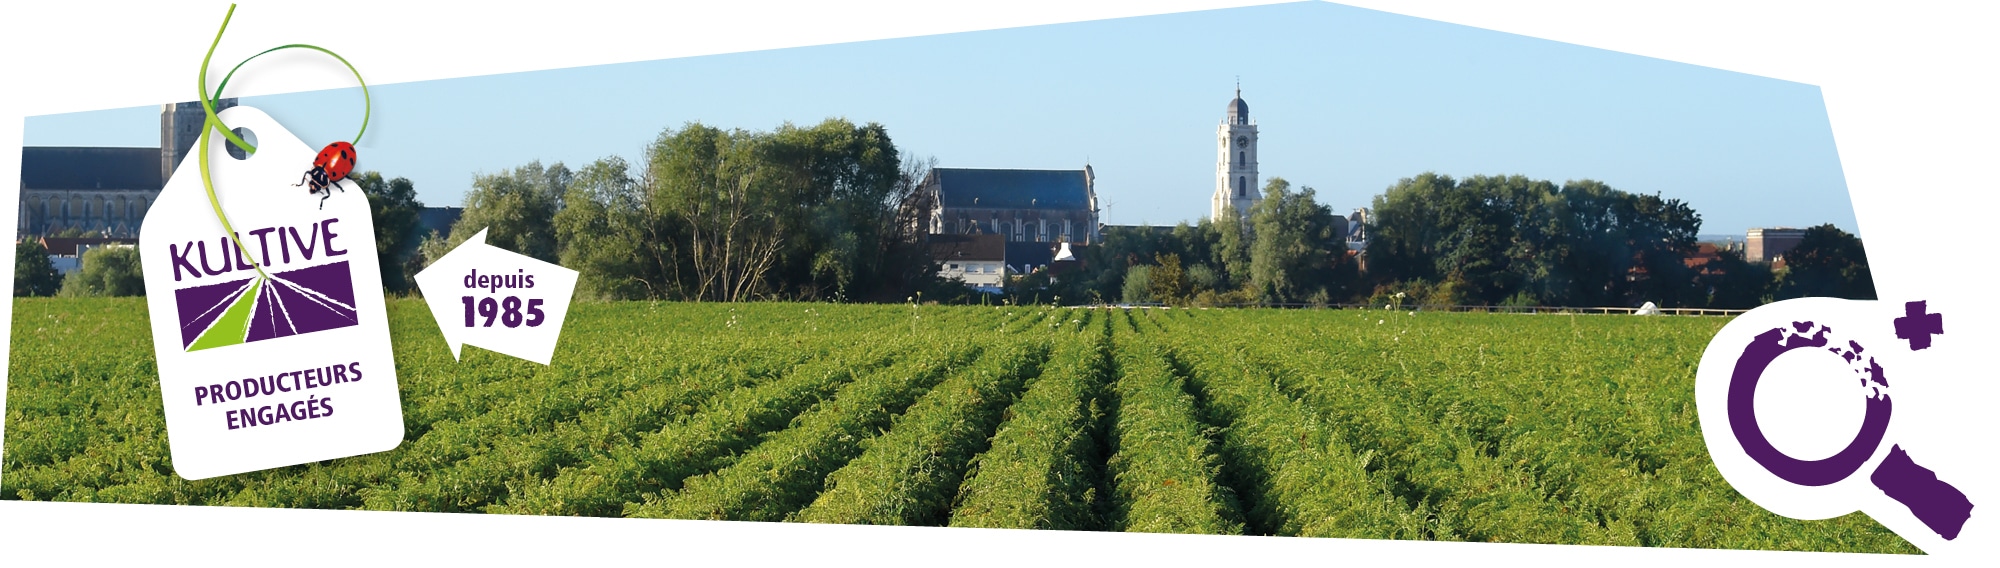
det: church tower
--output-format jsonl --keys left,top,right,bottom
{"left": 160, "top": 98, "right": 236, "bottom": 182}
{"left": 1211, "top": 85, "right": 1259, "bottom": 221}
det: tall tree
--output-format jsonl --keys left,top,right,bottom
{"left": 1207, "top": 213, "right": 1251, "bottom": 291}
{"left": 1368, "top": 173, "right": 1704, "bottom": 307}
{"left": 1147, "top": 252, "right": 1188, "bottom": 306}
{"left": 432, "top": 161, "right": 568, "bottom": 265}
{"left": 1249, "top": 177, "right": 1351, "bottom": 304}
{"left": 648, "top": 124, "right": 788, "bottom": 302}
{"left": 555, "top": 157, "right": 662, "bottom": 300}
{"left": 1777, "top": 224, "right": 1875, "bottom": 300}
{"left": 351, "top": 171, "right": 423, "bottom": 293}
{"left": 1698, "top": 247, "right": 1773, "bottom": 309}
{"left": 763, "top": 119, "right": 906, "bottom": 301}
{"left": 14, "top": 239, "right": 62, "bottom": 296}
{"left": 58, "top": 246, "right": 144, "bottom": 297}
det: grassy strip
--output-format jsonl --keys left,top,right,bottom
{"left": 624, "top": 341, "right": 987, "bottom": 521}
{"left": 947, "top": 318, "right": 1109, "bottom": 530}
{"left": 1102, "top": 334, "right": 1243, "bottom": 535}
{"left": 790, "top": 339, "right": 1049, "bottom": 526}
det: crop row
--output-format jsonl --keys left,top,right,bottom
{"left": 621, "top": 340, "right": 986, "bottom": 520}
{"left": 3, "top": 301, "right": 1916, "bottom": 554}
{"left": 1142, "top": 309, "right": 1911, "bottom": 552}
{"left": 947, "top": 313, "right": 1109, "bottom": 530}
{"left": 1101, "top": 310, "right": 1242, "bottom": 535}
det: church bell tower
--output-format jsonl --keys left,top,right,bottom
{"left": 1211, "top": 84, "right": 1259, "bottom": 221}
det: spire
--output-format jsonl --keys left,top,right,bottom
{"left": 1225, "top": 79, "right": 1249, "bottom": 125}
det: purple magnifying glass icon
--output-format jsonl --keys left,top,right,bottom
{"left": 1725, "top": 302, "right": 1974, "bottom": 540}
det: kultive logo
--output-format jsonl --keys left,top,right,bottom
{"left": 1696, "top": 297, "right": 1981, "bottom": 555}
{"left": 140, "top": 105, "right": 404, "bottom": 480}
{"left": 175, "top": 262, "right": 358, "bottom": 351}
{"left": 166, "top": 217, "right": 358, "bottom": 351}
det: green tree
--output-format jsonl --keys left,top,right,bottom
{"left": 432, "top": 161, "right": 568, "bottom": 266}
{"left": 1698, "top": 247, "right": 1773, "bottom": 309}
{"left": 351, "top": 172, "right": 424, "bottom": 293}
{"left": 14, "top": 239, "right": 62, "bottom": 296}
{"left": 554, "top": 157, "right": 660, "bottom": 300}
{"left": 1184, "top": 263, "right": 1222, "bottom": 294}
{"left": 1121, "top": 265, "right": 1153, "bottom": 304}
{"left": 1368, "top": 173, "right": 1702, "bottom": 307}
{"left": 1208, "top": 212, "right": 1251, "bottom": 291}
{"left": 646, "top": 123, "right": 789, "bottom": 301}
{"left": 58, "top": 246, "right": 144, "bottom": 297}
{"left": 1249, "top": 178, "right": 1352, "bottom": 304}
{"left": 1776, "top": 224, "right": 1875, "bottom": 300}
{"left": 762, "top": 119, "right": 907, "bottom": 301}
{"left": 1147, "top": 252, "right": 1188, "bottom": 306}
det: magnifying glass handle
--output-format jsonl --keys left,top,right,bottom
{"left": 1871, "top": 444, "right": 1975, "bottom": 540}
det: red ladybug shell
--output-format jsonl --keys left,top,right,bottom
{"left": 314, "top": 142, "right": 358, "bottom": 182}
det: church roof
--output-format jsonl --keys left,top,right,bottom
{"left": 929, "top": 233, "right": 1006, "bottom": 262}
{"left": 20, "top": 147, "right": 163, "bottom": 191}
{"left": 1007, "top": 241, "right": 1058, "bottom": 271}
{"left": 931, "top": 168, "right": 1092, "bottom": 211}
{"left": 1226, "top": 88, "right": 1249, "bottom": 125}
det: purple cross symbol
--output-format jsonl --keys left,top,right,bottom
{"left": 1893, "top": 300, "right": 1943, "bottom": 351}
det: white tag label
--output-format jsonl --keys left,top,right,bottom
{"left": 138, "top": 106, "right": 403, "bottom": 480}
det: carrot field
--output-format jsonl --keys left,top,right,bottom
{"left": 2, "top": 298, "right": 1915, "bottom": 552}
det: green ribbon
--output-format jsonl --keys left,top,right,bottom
{"left": 195, "top": 4, "right": 371, "bottom": 277}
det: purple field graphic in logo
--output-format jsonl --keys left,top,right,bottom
{"left": 174, "top": 261, "right": 359, "bottom": 351}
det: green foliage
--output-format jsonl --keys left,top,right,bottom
{"left": 53, "top": 228, "right": 100, "bottom": 239}
{"left": 351, "top": 172, "right": 424, "bottom": 293}
{"left": 793, "top": 340, "right": 1048, "bottom": 525}
{"left": 949, "top": 316, "right": 1108, "bottom": 530}
{"left": 1146, "top": 253, "right": 1188, "bottom": 306}
{"left": 1104, "top": 316, "right": 1243, "bottom": 534}
{"left": 4, "top": 299, "right": 1917, "bottom": 553}
{"left": 453, "top": 119, "right": 936, "bottom": 303}
{"left": 438, "top": 161, "right": 568, "bottom": 265}
{"left": 57, "top": 246, "right": 143, "bottom": 297}
{"left": 1121, "top": 265, "right": 1152, "bottom": 304}
{"left": 553, "top": 157, "right": 657, "bottom": 300}
{"left": 15, "top": 240, "right": 62, "bottom": 297}
{"left": 1368, "top": 173, "right": 1702, "bottom": 307}
{"left": 1248, "top": 177, "right": 1353, "bottom": 304}
{"left": 625, "top": 341, "right": 983, "bottom": 521}
{"left": 1697, "top": 248, "right": 1773, "bottom": 309}
{"left": 1776, "top": 224, "right": 1874, "bottom": 300}
{"left": 491, "top": 340, "right": 911, "bottom": 516}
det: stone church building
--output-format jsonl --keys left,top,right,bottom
{"left": 918, "top": 166, "right": 1103, "bottom": 246}
{"left": 17, "top": 99, "right": 236, "bottom": 238}
{"left": 916, "top": 166, "right": 1102, "bottom": 276}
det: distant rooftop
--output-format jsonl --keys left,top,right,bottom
{"left": 20, "top": 147, "right": 162, "bottom": 191}
{"left": 930, "top": 168, "right": 1091, "bottom": 211}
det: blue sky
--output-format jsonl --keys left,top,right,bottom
{"left": 24, "top": 2, "right": 1857, "bottom": 237}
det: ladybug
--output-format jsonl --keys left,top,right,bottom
{"left": 294, "top": 141, "right": 357, "bottom": 209}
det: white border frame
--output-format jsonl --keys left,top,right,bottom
{"left": 3, "top": 1, "right": 1992, "bottom": 564}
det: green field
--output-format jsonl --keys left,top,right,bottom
{"left": 3, "top": 298, "right": 1914, "bottom": 552}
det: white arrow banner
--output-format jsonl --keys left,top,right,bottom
{"left": 413, "top": 228, "right": 579, "bottom": 365}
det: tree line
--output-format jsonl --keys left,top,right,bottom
{"left": 1019, "top": 173, "right": 1873, "bottom": 309}
{"left": 14, "top": 119, "right": 1874, "bottom": 310}
{"left": 415, "top": 118, "right": 938, "bottom": 303}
